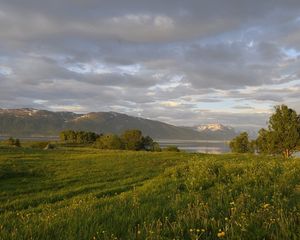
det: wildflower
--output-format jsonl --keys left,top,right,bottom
{"left": 196, "top": 229, "right": 200, "bottom": 233}
{"left": 137, "top": 231, "right": 141, "bottom": 235}
{"left": 201, "top": 229, "right": 205, "bottom": 232}
{"left": 230, "top": 201, "right": 235, "bottom": 205}
{"left": 189, "top": 229, "right": 194, "bottom": 232}
{"left": 217, "top": 231, "right": 225, "bottom": 238}
{"left": 225, "top": 217, "right": 228, "bottom": 221}
{"left": 263, "top": 203, "right": 270, "bottom": 208}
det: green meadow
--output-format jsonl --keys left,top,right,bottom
{"left": 0, "top": 146, "right": 299, "bottom": 240}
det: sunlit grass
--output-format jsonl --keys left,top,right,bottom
{"left": 0, "top": 146, "right": 299, "bottom": 239}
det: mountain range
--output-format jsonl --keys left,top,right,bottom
{"left": 0, "top": 108, "right": 238, "bottom": 140}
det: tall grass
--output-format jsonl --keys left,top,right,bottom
{"left": 0, "top": 147, "right": 299, "bottom": 239}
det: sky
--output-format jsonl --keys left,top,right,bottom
{"left": 0, "top": 0, "right": 300, "bottom": 130}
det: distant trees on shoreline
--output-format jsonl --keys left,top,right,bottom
{"left": 7, "top": 137, "right": 21, "bottom": 147}
{"left": 59, "top": 130, "right": 100, "bottom": 144}
{"left": 60, "top": 129, "right": 162, "bottom": 152}
{"left": 230, "top": 105, "right": 300, "bottom": 158}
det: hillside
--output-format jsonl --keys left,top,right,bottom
{"left": 0, "top": 108, "right": 239, "bottom": 140}
{"left": 0, "top": 108, "right": 202, "bottom": 139}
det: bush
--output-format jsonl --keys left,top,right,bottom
{"left": 163, "top": 145, "right": 180, "bottom": 152}
{"left": 44, "top": 143, "right": 56, "bottom": 150}
{"left": 94, "top": 134, "right": 123, "bottom": 150}
{"left": 30, "top": 141, "right": 50, "bottom": 149}
{"left": 151, "top": 142, "right": 162, "bottom": 152}
{"left": 142, "top": 136, "right": 161, "bottom": 152}
{"left": 6, "top": 137, "right": 21, "bottom": 147}
{"left": 121, "top": 129, "right": 143, "bottom": 150}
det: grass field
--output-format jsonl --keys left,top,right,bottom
{"left": 0, "top": 146, "right": 299, "bottom": 240}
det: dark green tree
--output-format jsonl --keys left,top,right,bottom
{"left": 141, "top": 136, "right": 161, "bottom": 151}
{"left": 229, "top": 132, "right": 252, "bottom": 153}
{"left": 6, "top": 137, "right": 21, "bottom": 147}
{"left": 60, "top": 130, "right": 100, "bottom": 144}
{"left": 14, "top": 139, "right": 21, "bottom": 147}
{"left": 7, "top": 137, "right": 15, "bottom": 146}
{"left": 267, "top": 105, "right": 299, "bottom": 158}
{"left": 256, "top": 128, "right": 276, "bottom": 154}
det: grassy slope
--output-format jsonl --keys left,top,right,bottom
{"left": 0, "top": 147, "right": 299, "bottom": 240}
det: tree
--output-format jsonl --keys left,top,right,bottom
{"left": 229, "top": 132, "right": 252, "bottom": 153}
{"left": 121, "top": 129, "right": 143, "bottom": 150}
{"left": 7, "top": 137, "right": 15, "bottom": 146}
{"left": 59, "top": 130, "right": 100, "bottom": 144}
{"left": 152, "top": 142, "right": 162, "bottom": 152}
{"left": 6, "top": 137, "right": 21, "bottom": 147}
{"left": 256, "top": 128, "right": 277, "bottom": 155}
{"left": 266, "top": 105, "right": 299, "bottom": 158}
{"left": 94, "top": 134, "right": 123, "bottom": 150}
{"left": 14, "top": 139, "right": 21, "bottom": 147}
{"left": 59, "top": 130, "right": 77, "bottom": 143}
{"left": 141, "top": 136, "right": 161, "bottom": 151}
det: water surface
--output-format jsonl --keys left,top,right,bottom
{"left": 157, "top": 139, "right": 230, "bottom": 154}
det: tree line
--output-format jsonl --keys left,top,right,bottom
{"left": 59, "top": 129, "right": 162, "bottom": 151}
{"left": 230, "top": 105, "right": 300, "bottom": 158}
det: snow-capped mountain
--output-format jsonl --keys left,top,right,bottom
{"left": 191, "top": 123, "right": 237, "bottom": 140}
{"left": 196, "top": 123, "right": 234, "bottom": 132}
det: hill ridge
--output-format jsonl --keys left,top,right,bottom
{"left": 0, "top": 108, "right": 237, "bottom": 140}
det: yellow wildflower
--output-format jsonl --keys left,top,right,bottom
{"left": 217, "top": 231, "right": 225, "bottom": 238}
{"left": 263, "top": 203, "right": 270, "bottom": 208}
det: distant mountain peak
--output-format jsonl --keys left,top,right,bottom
{"left": 196, "top": 123, "right": 232, "bottom": 132}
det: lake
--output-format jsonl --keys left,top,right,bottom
{"left": 157, "top": 139, "right": 230, "bottom": 153}
{"left": 157, "top": 139, "right": 300, "bottom": 156}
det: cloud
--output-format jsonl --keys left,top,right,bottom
{"left": 0, "top": 0, "right": 299, "bottom": 129}
{"left": 160, "top": 101, "right": 181, "bottom": 107}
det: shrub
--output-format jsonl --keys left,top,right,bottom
{"left": 6, "top": 137, "right": 21, "bottom": 147}
{"left": 94, "top": 134, "right": 123, "bottom": 150}
{"left": 163, "top": 145, "right": 180, "bottom": 152}
{"left": 121, "top": 129, "right": 144, "bottom": 150}
{"left": 30, "top": 141, "right": 50, "bottom": 149}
